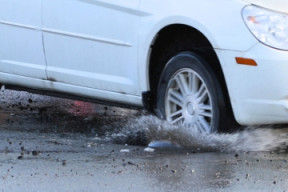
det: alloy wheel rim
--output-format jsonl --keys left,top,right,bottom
{"left": 165, "top": 68, "right": 213, "bottom": 133}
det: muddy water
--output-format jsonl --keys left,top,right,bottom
{"left": 1, "top": 90, "right": 288, "bottom": 153}
{"left": 110, "top": 115, "right": 288, "bottom": 152}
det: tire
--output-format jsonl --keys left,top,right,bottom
{"left": 156, "top": 51, "right": 227, "bottom": 133}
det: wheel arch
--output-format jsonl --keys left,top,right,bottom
{"left": 145, "top": 24, "right": 232, "bottom": 118}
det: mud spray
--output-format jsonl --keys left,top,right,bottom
{"left": 110, "top": 115, "right": 288, "bottom": 152}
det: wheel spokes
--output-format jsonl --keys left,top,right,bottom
{"left": 199, "top": 104, "right": 212, "bottom": 118}
{"left": 168, "top": 110, "right": 182, "bottom": 121}
{"left": 175, "top": 73, "right": 189, "bottom": 95}
{"left": 196, "top": 84, "right": 208, "bottom": 103}
{"left": 171, "top": 114, "right": 184, "bottom": 125}
{"left": 167, "top": 89, "right": 183, "bottom": 107}
{"left": 190, "top": 73, "right": 199, "bottom": 94}
{"left": 165, "top": 68, "right": 213, "bottom": 133}
{"left": 196, "top": 116, "right": 211, "bottom": 132}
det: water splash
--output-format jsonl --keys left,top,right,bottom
{"left": 111, "top": 115, "right": 288, "bottom": 152}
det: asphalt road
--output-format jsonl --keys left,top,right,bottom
{"left": 0, "top": 90, "right": 288, "bottom": 192}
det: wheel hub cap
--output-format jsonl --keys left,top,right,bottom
{"left": 186, "top": 102, "right": 195, "bottom": 115}
{"left": 186, "top": 101, "right": 197, "bottom": 116}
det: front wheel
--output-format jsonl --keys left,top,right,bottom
{"left": 156, "top": 52, "right": 227, "bottom": 133}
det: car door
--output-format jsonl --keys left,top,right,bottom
{"left": 0, "top": 0, "right": 46, "bottom": 79}
{"left": 42, "top": 0, "right": 141, "bottom": 95}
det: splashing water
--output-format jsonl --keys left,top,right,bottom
{"left": 111, "top": 115, "right": 288, "bottom": 152}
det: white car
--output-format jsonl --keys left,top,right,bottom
{"left": 0, "top": 0, "right": 288, "bottom": 133}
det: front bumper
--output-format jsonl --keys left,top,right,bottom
{"left": 217, "top": 43, "right": 288, "bottom": 125}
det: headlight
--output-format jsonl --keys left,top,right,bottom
{"left": 242, "top": 5, "right": 288, "bottom": 50}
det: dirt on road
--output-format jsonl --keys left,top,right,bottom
{"left": 1, "top": 90, "right": 288, "bottom": 192}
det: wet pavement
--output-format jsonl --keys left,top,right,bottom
{"left": 1, "top": 90, "right": 288, "bottom": 192}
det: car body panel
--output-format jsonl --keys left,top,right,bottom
{"left": 0, "top": 0, "right": 46, "bottom": 79}
{"left": 139, "top": 0, "right": 255, "bottom": 51}
{"left": 243, "top": 0, "right": 288, "bottom": 13}
{"left": 42, "top": 0, "right": 140, "bottom": 94}
{"left": 216, "top": 45, "right": 288, "bottom": 125}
